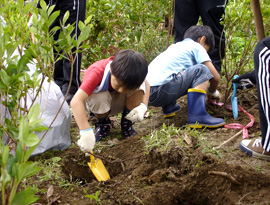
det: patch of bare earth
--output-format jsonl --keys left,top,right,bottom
{"left": 33, "top": 87, "right": 270, "bottom": 205}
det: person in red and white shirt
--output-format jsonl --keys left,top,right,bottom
{"left": 71, "top": 49, "right": 150, "bottom": 153}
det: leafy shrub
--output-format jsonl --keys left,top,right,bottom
{"left": 83, "top": 0, "right": 173, "bottom": 66}
{"left": 0, "top": 0, "right": 92, "bottom": 204}
{"left": 222, "top": 0, "right": 269, "bottom": 103}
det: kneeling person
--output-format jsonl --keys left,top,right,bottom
{"left": 71, "top": 49, "right": 149, "bottom": 153}
{"left": 147, "top": 25, "right": 225, "bottom": 128}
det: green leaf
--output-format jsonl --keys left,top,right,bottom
{"left": 85, "top": 15, "right": 92, "bottom": 25}
{"left": 17, "top": 54, "right": 31, "bottom": 73}
{"left": 5, "top": 156, "right": 16, "bottom": 182}
{"left": 12, "top": 163, "right": 24, "bottom": 182}
{"left": 27, "top": 46, "right": 38, "bottom": 58}
{"left": 18, "top": 117, "right": 29, "bottom": 144}
{"left": 32, "top": 13, "right": 38, "bottom": 26}
{"left": 52, "top": 157, "right": 61, "bottom": 163}
{"left": 24, "top": 143, "right": 39, "bottom": 161}
{"left": 23, "top": 162, "right": 42, "bottom": 178}
{"left": 25, "top": 133, "right": 40, "bottom": 147}
{"left": 32, "top": 124, "right": 48, "bottom": 132}
{"left": 85, "top": 195, "right": 97, "bottom": 199}
{"left": 49, "top": 26, "right": 60, "bottom": 35}
{"left": 16, "top": 142, "right": 23, "bottom": 163}
{"left": 28, "top": 118, "right": 43, "bottom": 127}
{"left": 0, "top": 69, "right": 10, "bottom": 87}
{"left": 78, "top": 21, "right": 85, "bottom": 32}
{"left": 0, "top": 169, "right": 11, "bottom": 185}
{"left": 62, "top": 11, "right": 70, "bottom": 26}
{"left": 28, "top": 103, "right": 40, "bottom": 124}
{"left": 2, "top": 145, "right": 10, "bottom": 165}
{"left": 47, "top": 4, "right": 56, "bottom": 16}
{"left": 48, "top": 10, "right": 60, "bottom": 26}
{"left": 11, "top": 186, "right": 39, "bottom": 205}
{"left": 39, "top": 0, "right": 47, "bottom": 10}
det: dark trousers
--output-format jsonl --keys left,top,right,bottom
{"left": 174, "top": 0, "right": 226, "bottom": 72}
{"left": 46, "top": 0, "right": 86, "bottom": 95}
{"left": 254, "top": 37, "right": 270, "bottom": 152}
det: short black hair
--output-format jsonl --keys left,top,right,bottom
{"left": 110, "top": 49, "right": 148, "bottom": 90}
{"left": 183, "top": 25, "right": 215, "bottom": 52}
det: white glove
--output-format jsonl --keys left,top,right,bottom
{"left": 77, "top": 128, "right": 96, "bottom": 153}
{"left": 125, "top": 103, "right": 147, "bottom": 122}
{"left": 207, "top": 88, "right": 221, "bottom": 101}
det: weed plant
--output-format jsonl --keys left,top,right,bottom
{"left": 142, "top": 124, "right": 205, "bottom": 154}
{"left": 143, "top": 123, "right": 179, "bottom": 154}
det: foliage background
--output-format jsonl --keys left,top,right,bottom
{"left": 83, "top": 0, "right": 270, "bottom": 75}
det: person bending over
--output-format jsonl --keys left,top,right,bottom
{"left": 147, "top": 25, "right": 225, "bottom": 128}
{"left": 71, "top": 49, "right": 150, "bottom": 153}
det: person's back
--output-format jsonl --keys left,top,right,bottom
{"left": 148, "top": 39, "right": 210, "bottom": 86}
{"left": 147, "top": 25, "right": 214, "bottom": 87}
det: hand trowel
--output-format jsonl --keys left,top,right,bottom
{"left": 88, "top": 152, "right": 110, "bottom": 181}
{"left": 231, "top": 75, "right": 239, "bottom": 119}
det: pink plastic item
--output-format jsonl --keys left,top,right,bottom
{"left": 225, "top": 105, "right": 255, "bottom": 139}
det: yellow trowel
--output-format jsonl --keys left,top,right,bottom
{"left": 88, "top": 152, "right": 110, "bottom": 181}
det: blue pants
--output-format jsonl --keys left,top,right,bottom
{"left": 149, "top": 64, "right": 213, "bottom": 107}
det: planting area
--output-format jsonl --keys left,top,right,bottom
{"left": 2, "top": 1, "right": 270, "bottom": 204}
{"left": 31, "top": 84, "right": 270, "bottom": 205}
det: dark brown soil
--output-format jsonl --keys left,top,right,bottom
{"left": 32, "top": 86, "right": 270, "bottom": 205}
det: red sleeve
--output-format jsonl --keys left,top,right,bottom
{"left": 79, "top": 57, "right": 113, "bottom": 96}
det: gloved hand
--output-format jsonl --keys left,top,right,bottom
{"left": 232, "top": 70, "right": 256, "bottom": 90}
{"left": 125, "top": 103, "right": 147, "bottom": 122}
{"left": 207, "top": 88, "right": 221, "bottom": 101}
{"left": 77, "top": 128, "right": 96, "bottom": 153}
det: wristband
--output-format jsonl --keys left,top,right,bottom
{"left": 80, "top": 127, "right": 92, "bottom": 135}
{"left": 141, "top": 103, "right": 148, "bottom": 109}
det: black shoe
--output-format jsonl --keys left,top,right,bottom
{"left": 121, "top": 118, "right": 137, "bottom": 139}
{"left": 95, "top": 118, "right": 111, "bottom": 141}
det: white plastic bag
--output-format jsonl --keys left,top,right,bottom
{"left": 26, "top": 59, "right": 72, "bottom": 156}
{"left": 1, "top": 47, "right": 71, "bottom": 156}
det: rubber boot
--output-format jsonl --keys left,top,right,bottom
{"left": 121, "top": 107, "right": 137, "bottom": 139}
{"left": 95, "top": 116, "right": 111, "bottom": 142}
{"left": 162, "top": 101, "right": 181, "bottom": 118}
{"left": 187, "top": 88, "right": 225, "bottom": 128}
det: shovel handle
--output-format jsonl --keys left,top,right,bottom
{"left": 232, "top": 75, "right": 239, "bottom": 98}
{"left": 90, "top": 151, "right": 95, "bottom": 162}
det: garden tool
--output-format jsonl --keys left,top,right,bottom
{"left": 88, "top": 152, "right": 110, "bottom": 181}
{"left": 231, "top": 75, "right": 239, "bottom": 119}
{"left": 187, "top": 88, "right": 225, "bottom": 128}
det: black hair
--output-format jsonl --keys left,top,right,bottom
{"left": 183, "top": 25, "right": 215, "bottom": 52}
{"left": 110, "top": 49, "right": 148, "bottom": 90}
